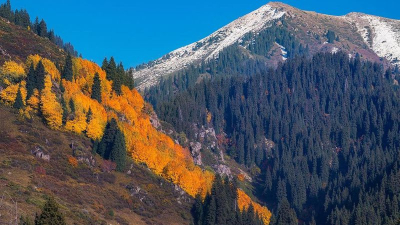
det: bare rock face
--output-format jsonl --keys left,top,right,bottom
{"left": 174, "top": 184, "right": 191, "bottom": 205}
{"left": 190, "top": 142, "right": 202, "bottom": 166}
{"left": 238, "top": 169, "right": 253, "bottom": 182}
{"left": 214, "top": 164, "right": 232, "bottom": 179}
{"left": 31, "top": 146, "right": 50, "bottom": 161}
{"left": 150, "top": 111, "right": 161, "bottom": 130}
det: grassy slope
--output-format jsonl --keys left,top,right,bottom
{"left": 0, "top": 17, "right": 65, "bottom": 65}
{"left": 0, "top": 105, "right": 193, "bottom": 224}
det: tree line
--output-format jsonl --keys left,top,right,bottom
{"left": 0, "top": 0, "right": 78, "bottom": 56}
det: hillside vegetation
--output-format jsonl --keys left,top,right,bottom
{"left": 0, "top": 24, "right": 271, "bottom": 225}
{"left": 0, "top": 104, "right": 195, "bottom": 224}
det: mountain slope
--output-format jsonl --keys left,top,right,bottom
{"left": 0, "top": 11, "right": 272, "bottom": 224}
{"left": 0, "top": 17, "right": 65, "bottom": 65}
{"left": 132, "top": 2, "right": 400, "bottom": 90}
{"left": 0, "top": 105, "right": 193, "bottom": 225}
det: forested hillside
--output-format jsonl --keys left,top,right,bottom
{"left": 0, "top": 1, "right": 272, "bottom": 222}
{"left": 155, "top": 52, "right": 400, "bottom": 224}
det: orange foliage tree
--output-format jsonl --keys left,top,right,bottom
{"left": 105, "top": 86, "right": 214, "bottom": 197}
{"left": 237, "top": 189, "right": 272, "bottom": 225}
{"left": 72, "top": 58, "right": 111, "bottom": 97}
{"left": 62, "top": 80, "right": 107, "bottom": 140}
{"left": 27, "top": 89, "right": 40, "bottom": 112}
{"left": 1, "top": 61, "right": 26, "bottom": 81}
{"left": 0, "top": 81, "right": 27, "bottom": 106}
{"left": 25, "top": 55, "right": 61, "bottom": 82}
{"left": 40, "top": 75, "right": 63, "bottom": 129}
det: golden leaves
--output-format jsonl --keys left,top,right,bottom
{"left": 237, "top": 189, "right": 272, "bottom": 225}
{"left": 26, "top": 55, "right": 61, "bottom": 82}
{"left": 40, "top": 75, "right": 63, "bottom": 129}
{"left": 1, "top": 61, "right": 26, "bottom": 80}
{"left": 0, "top": 81, "right": 26, "bottom": 106}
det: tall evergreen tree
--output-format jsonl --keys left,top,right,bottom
{"left": 97, "top": 118, "right": 119, "bottom": 159}
{"left": 110, "top": 129, "right": 126, "bottom": 171}
{"left": 91, "top": 72, "right": 102, "bottom": 102}
{"left": 62, "top": 54, "right": 73, "bottom": 81}
{"left": 13, "top": 87, "right": 24, "bottom": 109}
{"left": 275, "top": 199, "right": 297, "bottom": 225}
{"left": 35, "top": 60, "right": 46, "bottom": 91}
{"left": 34, "top": 197, "right": 66, "bottom": 225}
{"left": 68, "top": 98, "right": 75, "bottom": 115}
{"left": 38, "top": 19, "right": 47, "bottom": 37}
{"left": 33, "top": 17, "right": 39, "bottom": 34}
{"left": 26, "top": 63, "right": 36, "bottom": 98}
{"left": 193, "top": 194, "right": 204, "bottom": 225}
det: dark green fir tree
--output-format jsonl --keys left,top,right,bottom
{"left": 34, "top": 197, "right": 66, "bottom": 225}
{"left": 91, "top": 72, "right": 102, "bottom": 102}
{"left": 13, "top": 87, "right": 24, "bottom": 109}
{"left": 62, "top": 54, "right": 73, "bottom": 81}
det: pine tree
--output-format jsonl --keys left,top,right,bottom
{"left": 275, "top": 199, "right": 297, "bottom": 225}
{"left": 101, "top": 58, "right": 108, "bottom": 71}
{"left": 86, "top": 107, "right": 93, "bottom": 123}
{"left": 13, "top": 87, "right": 24, "bottom": 109}
{"left": 35, "top": 197, "right": 66, "bottom": 225}
{"left": 62, "top": 54, "right": 73, "bottom": 81}
{"left": 110, "top": 129, "right": 126, "bottom": 171}
{"left": 61, "top": 98, "right": 68, "bottom": 125}
{"left": 91, "top": 72, "right": 102, "bottom": 102}
{"left": 35, "top": 60, "right": 46, "bottom": 91}
{"left": 26, "top": 63, "right": 36, "bottom": 98}
{"left": 33, "top": 17, "right": 39, "bottom": 34}
{"left": 106, "top": 57, "right": 117, "bottom": 81}
{"left": 38, "top": 19, "right": 47, "bottom": 37}
{"left": 193, "top": 194, "right": 203, "bottom": 225}
{"left": 98, "top": 118, "right": 118, "bottom": 159}
{"left": 69, "top": 98, "right": 75, "bottom": 115}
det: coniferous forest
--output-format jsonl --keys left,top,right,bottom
{"left": 154, "top": 52, "right": 400, "bottom": 224}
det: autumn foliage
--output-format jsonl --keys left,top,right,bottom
{"left": 26, "top": 55, "right": 61, "bottom": 82}
{"left": 40, "top": 75, "right": 62, "bottom": 129}
{"left": 0, "top": 61, "right": 26, "bottom": 81}
{"left": 237, "top": 189, "right": 272, "bottom": 225}
{"left": 0, "top": 55, "right": 270, "bottom": 219}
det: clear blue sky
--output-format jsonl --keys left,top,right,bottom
{"left": 11, "top": 0, "right": 400, "bottom": 68}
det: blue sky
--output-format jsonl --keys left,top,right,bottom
{"left": 11, "top": 0, "right": 400, "bottom": 68}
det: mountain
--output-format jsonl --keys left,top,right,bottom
{"left": 0, "top": 1, "right": 272, "bottom": 224}
{"left": 137, "top": 2, "right": 400, "bottom": 224}
{"left": 131, "top": 2, "right": 400, "bottom": 90}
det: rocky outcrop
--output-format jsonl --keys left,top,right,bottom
{"left": 31, "top": 146, "right": 50, "bottom": 161}
{"left": 189, "top": 142, "right": 202, "bottom": 166}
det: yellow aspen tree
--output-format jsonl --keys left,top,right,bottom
{"left": 1, "top": 61, "right": 26, "bottom": 81}
{"left": 40, "top": 75, "right": 63, "bottom": 129}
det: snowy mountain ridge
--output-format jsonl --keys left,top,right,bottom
{"left": 131, "top": 2, "right": 400, "bottom": 90}
{"left": 131, "top": 4, "right": 285, "bottom": 90}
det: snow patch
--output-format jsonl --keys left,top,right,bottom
{"left": 276, "top": 42, "right": 288, "bottom": 60}
{"left": 346, "top": 13, "right": 400, "bottom": 66}
{"left": 132, "top": 4, "right": 285, "bottom": 90}
{"left": 331, "top": 47, "right": 339, "bottom": 54}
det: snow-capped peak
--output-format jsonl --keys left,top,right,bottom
{"left": 345, "top": 13, "right": 400, "bottom": 66}
{"left": 132, "top": 3, "right": 285, "bottom": 90}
